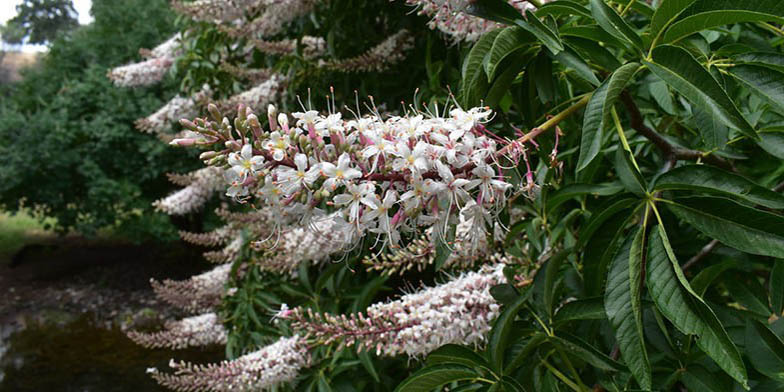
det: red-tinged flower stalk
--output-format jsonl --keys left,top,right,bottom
{"left": 151, "top": 264, "right": 232, "bottom": 312}
{"left": 128, "top": 313, "right": 227, "bottom": 350}
{"left": 287, "top": 263, "right": 505, "bottom": 357}
{"left": 148, "top": 335, "right": 310, "bottom": 392}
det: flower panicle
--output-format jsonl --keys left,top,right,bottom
{"left": 320, "top": 30, "right": 414, "bottom": 73}
{"left": 172, "top": 98, "right": 516, "bottom": 258}
{"left": 151, "top": 264, "right": 232, "bottom": 312}
{"left": 153, "top": 168, "right": 224, "bottom": 216}
{"left": 288, "top": 263, "right": 506, "bottom": 357}
{"left": 148, "top": 335, "right": 310, "bottom": 392}
{"left": 128, "top": 313, "right": 227, "bottom": 350}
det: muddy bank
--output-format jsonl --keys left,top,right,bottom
{"left": 0, "top": 239, "right": 223, "bottom": 391}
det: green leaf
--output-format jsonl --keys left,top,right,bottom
{"left": 680, "top": 365, "right": 730, "bottom": 392}
{"left": 546, "top": 183, "right": 624, "bottom": 214}
{"left": 461, "top": 29, "right": 502, "bottom": 107}
{"left": 759, "top": 129, "right": 784, "bottom": 159}
{"left": 690, "top": 259, "right": 738, "bottom": 296}
{"left": 394, "top": 364, "right": 479, "bottom": 392}
{"left": 532, "top": 53, "right": 556, "bottom": 104}
{"left": 518, "top": 10, "right": 564, "bottom": 55}
{"left": 646, "top": 45, "right": 757, "bottom": 140}
{"left": 694, "top": 106, "right": 729, "bottom": 149}
{"left": 485, "top": 50, "right": 527, "bottom": 107}
{"left": 614, "top": 144, "right": 647, "bottom": 197}
{"left": 650, "top": 0, "right": 698, "bottom": 39}
{"left": 359, "top": 350, "right": 380, "bottom": 383}
{"left": 666, "top": 196, "right": 784, "bottom": 258}
{"left": 646, "top": 226, "right": 748, "bottom": 387}
{"left": 488, "top": 291, "right": 529, "bottom": 371}
{"left": 734, "top": 52, "right": 784, "bottom": 74}
{"left": 649, "top": 79, "right": 676, "bottom": 115}
{"left": 504, "top": 333, "right": 547, "bottom": 374}
{"left": 746, "top": 319, "right": 784, "bottom": 381}
{"left": 583, "top": 210, "right": 634, "bottom": 296}
{"left": 663, "top": 0, "right": 784, "bottom": 44}
{"left": 589, "top": 0, "right": 643, "bottom": 51}
{"left": 427, "top": 344, "right": 493, "bottom": 370}
{"left": 550, "top": 333, "right": 624, "bottom": 371}
{"left": 560, "top": 25, "right": 626, "bottom": 48}
{"left": 577, "top": 62, "right": 640, "bottom": 171}
{"left": 553, "top": 297, "right": 606, "bottom": 324}
{"left": 729, "top": 64, "right": 784, "bottom": 116}
{"left": 486, "top": 26, "right": 534, "bottom": 80}
{"left": 565, "top": 37, "right": 622, "bottom": 72}
{"left": 466, "top": 0, "right": 563, "bottom": 54}
{"left": 578, "top": 197, "right": 640, "bottom": 249}
{"left": 553, "top": 46, "right": 601, "bottom": 86}
{"left": 543, "top": 250, "right": 569, "bottom": 319}
{"left": 655, "top": 165, "right": 784, "bottom": 209}
{"left": 605, "top": 227, "right": 651, "bottom": 390}
{"left": 772, "top": 260, "right": 784, "bottom": 315}
{"left": 536, "top": 1, "right": 591, "bottom": 19}
{"left": 723, "top": 273, "right": 771, "bottom": 316}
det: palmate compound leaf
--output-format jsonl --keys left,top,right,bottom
{"left": 646, "top": 225, "right": 748, "bottom": 388}
{"left": 645, "top": 45, "right": 757, "bottom": 140}
{"left": 605, "top": 226, "right": 651, "bottom": 390}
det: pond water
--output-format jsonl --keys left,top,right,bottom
{"left": 0, "top": 315, "right": 222, "bottom": 392}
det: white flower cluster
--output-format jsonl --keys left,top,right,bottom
{"left": 141, "top": 33, "right": 184, "bottom": 59}
{"left": 128, "top": 312, "right": 228, "bottom": 350}
{"left": 220, "top": 73, "right": 286, "bottom": 113}
{"left": 108, "top": 34, "right": 182, "bottom": 87}
{"left": 149, "top": 335, "right": 310, "bottom": 392}
{"left": 224, "top": 0, "right": 320, "bottom": 38}
{"left": 154, "top": 167, "right": 225, "bottom": 215}
{"left": 254, "top": 212, "right": 353, "bottom": 274}
{"left": 319, "top": 30, "right": 414, "bottom": 73}
{"left": 137, "top": 85, "right": 212, "bottom": 136}
{"left": 151, "top": 263, "right": 232, "bottom": 312}
{"left": 367, "top": 263, "right": 504, "bottom": 356}
{"left": 173, "top": 104, "right": 516, "bottom": 255}
{"left": 289, "top": 263, "right": 505, "bottom": 357}
{"left": 404, "top": 0, "right": 540, "bottom": 42}
{"left": 172, "top": 0, "right": 262, "bottom": 24}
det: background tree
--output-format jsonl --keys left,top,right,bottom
{"left": 0, "top": 0, "right": 195, "bottom": 239}
{"left": 0, "top": 0, "right": 79, "bottom": 46}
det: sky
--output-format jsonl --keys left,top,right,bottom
{"left": 1, "top": 0, "right": 93, "bottom": 52}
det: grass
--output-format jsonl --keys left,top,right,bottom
{"left": 0, "top": 210, "right": 54, "bottom": 265}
